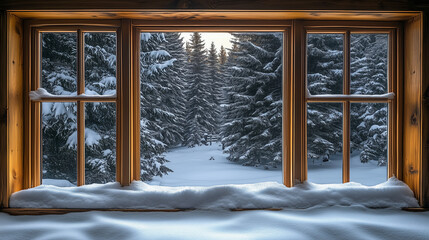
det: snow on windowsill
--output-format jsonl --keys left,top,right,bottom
{"left": 9, "top": 178, "right": 418, "bottom": 209}
{"left": 29, "top": 88, "right": 116, "bottom": 100}
{"left": 306, "top": 91, "right": 395, "bottom": 99}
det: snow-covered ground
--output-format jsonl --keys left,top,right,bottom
{"left": 1, "top": 207, "right": 429, "bottom": 240}
{"left": 149, "top": 143, "right": 283, "bottom": 186}
{"left": 148, "top": 143, "right": 386, "bottom": 186}
{"left": 7, "top": 144, "right": 426, "bottom": 240}
{"left": 41, "top": 143, "right": 387, "bottom": 187}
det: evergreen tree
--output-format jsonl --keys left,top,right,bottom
{"left": 83, "top": 32, "right": 117, "bottom": 183}
{"left": 221, "top": 33, "right": 283, "bottom": 168}
{"left": 156, "top": 32, "right": 188, "bottom": 147}
{"left": 41, "top": 33, "right": 78, "bottom": 183}
{"left": 140, "top": 32, "right": 175, "bottom": 181}
{"left": 306, "top": 34, "right": 343, "bottom": 162}
{"left": 219, "top": 45, "right": 227, "bottom": 65}
{"left": 207, "top": 42, "right": 222, "bottom": 140}
{"left": 350, "top": 34, "right": 388, "bottom": 165}
{"left": 183, "top": 32, "right": 217, "bottom": 146}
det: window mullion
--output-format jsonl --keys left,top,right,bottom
{"left": 77, "top": 29, "right": 85, "bottom": 186}
{"left": 342, "top": 31, "right": 351, "bottom": 183}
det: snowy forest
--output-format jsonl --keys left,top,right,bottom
{"left": 40, "top": 31, "right": 388, "bottom": 185}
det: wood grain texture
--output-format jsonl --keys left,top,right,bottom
{"left": 403, "top": 14, "right": 422, "bottom": 203}
{"left": 292, "top": 20, "right": 307, "bottom": 184}
{"left": 0, "top": 13, "right": 24, "bottom": 208}
{"left": 0, "top": 11, "right": 7, "bottom": 208}
{"left": 7, "top": 11, "right": 420, "bottom": 22}
{"left": 0, "top": 0, "right": 419, "bottom": 11}
{"left": 119, "top": 19, "right": 132, "bottom": 186}
{"left": 421, "top": 10, "right": 429, "bottom": 208}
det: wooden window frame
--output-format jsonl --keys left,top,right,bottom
{"left": 3, "top": 11, "right": 427, "bottom": 210}
{"left": 25, "top": 19, "right": 401, "bottom": 188}
{"left": 302, "top": 22, "right": 402, "bottom": 183}
{"left": 25, "top": 22, "right": 121, "bottom": 188}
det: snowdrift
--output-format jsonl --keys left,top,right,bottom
{"left": 10, "top": 178, "right": 418, "bottom": 209}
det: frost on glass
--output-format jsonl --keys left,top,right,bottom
{"left": 139, "top": 32, "right": 283, "bottom": 186}
{"left": 307, "top": 103, "right": 343, "bottom": 184}
{"left": 84, "top": 32, "right": 117, "bottom": 96}
{"left": 41, "top": 32, "right": 77, "bottom": 95}
{"left": 85, "top": 102, "right": 117, "bottom": 184}
{"left": 41, "top": 102, "right": 77, "bottom": 186}
{"left": 350, "top": 103, "right": 388, "bottom": 185}
{"left": 307, "top": 34, "right": 344, "bottom": 95}
{"left": 351, "top": 34, "right": 388, "bottom": 95}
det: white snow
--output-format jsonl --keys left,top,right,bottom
{"left": 29, "top": 88, "right": 116, "bottom": 101}
{"left": 306, "top": 92, "right": 395, "bottom": 99}
{"left": 42, "top": 179, "right": 75, "bottom": 187}
{"left": 29, "top": 88, "right": 54, "bottom": 100}
{"left": 66, "top": 128, "right": 102, "bottom": 148}
{"left": 308, "top": 152, "right": 387, "bottom": 185}
{"left": 150, "top": 144, "right": 282, "bottom": 186}
{"left": 1, "top": 207, "right": 429, "bottom": 240}
{"left": 19, "top": 144, "right": 411, "bottom": 209}
{"left": 10, "top": 177, "right": 418, "bottom": 209}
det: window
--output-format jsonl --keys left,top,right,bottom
{"left": 305, "top": 26, "right": 398, "bottom": 185}
{"left": 138, "top": 31, "right": 284, "bottom": 186}
{"left": 29, "top": 27, "right": 119, "bottom": 186}
{"left": 24, "top": 20, "right": 400, "bottom": 191}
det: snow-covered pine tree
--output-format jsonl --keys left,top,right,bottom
{"left": 140, "top": 32, "right": 174, "bottom": 181}
{"left": 306, "top": 34, "right": 343, "bottom": 162}
{"left": 156, "top": 32, "right": 188, "bottom": 147}
{"left": 83, "top": 32, "right": 117, "bottom": 183}
{"left": 350, "top": 34, "right": 388, "bottom": 165}
{"left": 221, "top": 33, "right": 283, "bottom": 168}
{"left": 183, "top": 32, "right": 218, "bottom": 147}
{"left": 219, "top": 45, "right": 227, "bottom": 65}
{"left": 207, "top": 42, "right": 222, "bottom": 141}
{"left": 40, "top": 33, "right": 78, "bottom": 183}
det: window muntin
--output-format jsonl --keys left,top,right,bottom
{"left": 305, "top": 29, "right": 395, "bottom": 185}
{"left": 138, "top": 31, "right": 284, "bottom": 186}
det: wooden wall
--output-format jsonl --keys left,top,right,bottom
{"left": 0, "top": 12, "right": 24, "bottom": 208}
{"left": 0, "top": 0, "right": 426, "bottom": 11}
{"left": 421, "top": 11, "right": 429, "bottom": 207}
{"left": 403, "top": 14, "right": 422, "bottom": 204}
{"left": 0, "top": 0, "right": 428, "bottom": 207}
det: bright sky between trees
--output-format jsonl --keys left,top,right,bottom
{"left": 181, "top": 32, "right": 233, "bottom": 51}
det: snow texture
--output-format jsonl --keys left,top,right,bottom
{"left": 10, "top": 178, "right": 418, "bottom": 209}
{"left": 1, "top": 207, "right": 429, "bottom": 240}
{"left": 29, "top": 88, "right": 116, "bottom": 100}
{"left": 6, "top": 207, "right": 429, "bottom": 240}
{"left": 29, "top": 88, "right": 54, "bottom": 100}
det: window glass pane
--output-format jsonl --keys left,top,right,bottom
{"left": 307, "top": 34, "right": 344, "bottom": 95}
{"left": 85, "top": 102, "right": 116, "bottom": 184}
{"left": 351, "top": 34, "right": 388, "bottom": 95}
{"left": 84, "top": 32, "right": 117, "bottom": 96}
{"left": 307, "top": 103, "right": 343, "bottom": 184}
{"left": 140, "top": 32, "right": 283, "bottom": 186}
{"left": 41, "top": 32, "right": 77, "bottom": 95}
{"left": 350, "top": 103, "right": 388, "bottom": 185}
{"left": 41, "top": 102, "right": 77, "bottom": 187}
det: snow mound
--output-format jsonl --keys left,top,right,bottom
{"left": 10, "top": 178, "right": 418, "bottom": 209}
{"left": 29, "top": 88, "right": 53, "bottom": 100}
{"left": 42, "top": 179, "right": 75, "bottom": 187}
